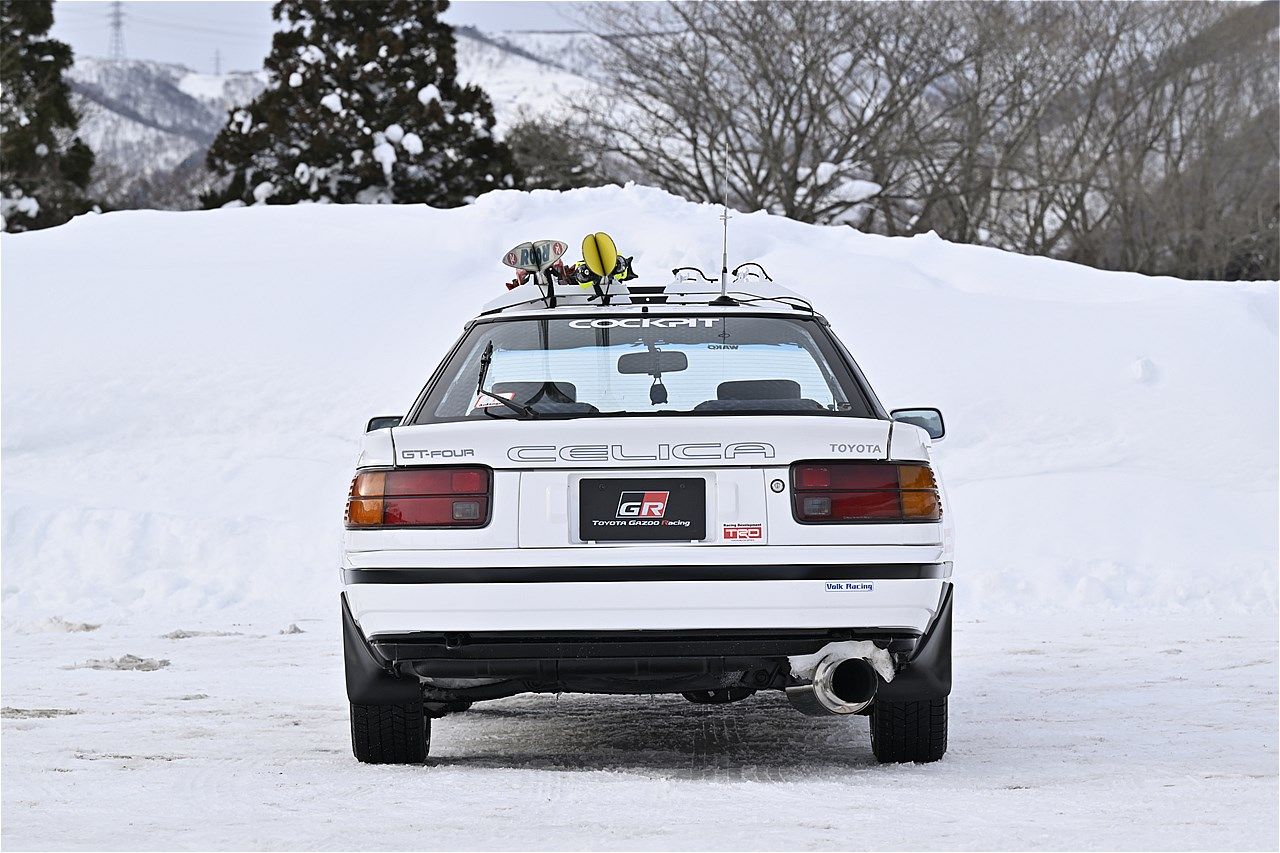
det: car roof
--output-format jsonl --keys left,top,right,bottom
{"left": 476, "top": 275, "right": 824, "bottom": 321}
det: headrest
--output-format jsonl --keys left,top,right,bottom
{"left": 716, "top": 379, "right": 802, "bottom": 400}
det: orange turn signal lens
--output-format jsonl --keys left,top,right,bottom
{"left": 897, "top": 465, "right": 937, "bottom": 490}
{"left": 900, "top": 489, "right": 940, "bottom": 520}
{"left": 346, "top": 498, "right": 384, "bottom": 526}
{"left": 350, "top": 471, "right": 386, "bottom": 498}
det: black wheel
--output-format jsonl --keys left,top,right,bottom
{"left": 350, "top": 702, "right": 430, "bottom": 764}
{"left": 870, "top": 697, "right": 947, "bottom": 763}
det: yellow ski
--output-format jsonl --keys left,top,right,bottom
{"left": 581, "top": 232, "right": 618, "bottom": 280}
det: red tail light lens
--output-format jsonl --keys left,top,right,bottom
{"left": 791, "top": 462, "right": 941, "bottom": 523}
{"left": 346, "top": 466, "right": 491, "bottom": 528}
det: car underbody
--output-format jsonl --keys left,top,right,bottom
{"left": 343, "top": 583, "right": 952, "bottom": 713}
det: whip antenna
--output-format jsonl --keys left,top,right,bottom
{"left": 711, "top": 136, "right": 737, "bottom": 306}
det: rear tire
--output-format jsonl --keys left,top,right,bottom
{"left": 870, "top": 697, "right": 947, "bottom": 763}
{"left": 350, "top": 702, "right": 430, "bottom": 764}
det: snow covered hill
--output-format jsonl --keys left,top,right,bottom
{"left": 2, "top": 185, "right": 1275, "bottom": 622}
{"left": 2, "top": 188, "right": 1275, "bottom": 850}
{"left": 70, "top": 30, "right": 598, "bottom": 209}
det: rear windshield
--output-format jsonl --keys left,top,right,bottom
{"left": 412, "top": 314, "right": 876, "bottom": 423}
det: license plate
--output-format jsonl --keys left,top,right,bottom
{"left": 578, "top": 478, "right": 707, "bottom": 542}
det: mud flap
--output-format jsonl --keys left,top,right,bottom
{"left": 876, "top": 582, "right": 952, "bottom": 701}
{"left": 342, "top": 593, "right": 421, "bottom": 705}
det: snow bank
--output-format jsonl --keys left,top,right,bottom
{"left": 1, "top": 186, "right": 1276, "bottom": 623}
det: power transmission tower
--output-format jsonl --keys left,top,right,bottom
{"left": 213, "top": 49, "right": 222, "bottom": 75}
{"left": 107, "top": 1, "right": 126, "bottom": 61}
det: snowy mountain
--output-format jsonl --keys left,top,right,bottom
{"left": 69, "top": 29, "right": 600, "bottom": 210}
{"left": 453, "top": 27, "right": 600, "bottom": 127}
{"left": 69, "top": 57, "right": 267, "bottom": 208}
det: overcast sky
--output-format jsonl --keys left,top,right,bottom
{"left": 50, "top": 1, "right": 585, "bottom": 74}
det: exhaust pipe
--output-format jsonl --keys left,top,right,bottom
{"left": 786, "top": 654, "right": 880, "bottom": 716}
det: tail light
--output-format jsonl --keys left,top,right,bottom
{"left": 346, "top": 466, "right": 491, "bottom": 528}
{"left": 790, "top": 462, "right": 940, "bottom": 523}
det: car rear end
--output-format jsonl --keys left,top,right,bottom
{"left": 340, "top": 302, "right": 953, "bottom": 764}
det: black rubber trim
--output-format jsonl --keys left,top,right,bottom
{"left": 342, "top": 593, "right": 421, "bottom": 705}
{"left": 371, "top": 628, "right": 923, "bottom": 662}
{"left": 342, "top": 563, "right": 948, "bottom": 584}
{"left": 369, "top": 627, "right": 923, "bottom": 679}
{"left": 877, "top": 581, "right": 953, "bottom": 701}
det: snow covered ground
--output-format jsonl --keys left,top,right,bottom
{"left": 2, "top": 614, "right": 1274, "bottom": 850}
{"left": 2, "top": 186, "right": 1277, "bottom": 849}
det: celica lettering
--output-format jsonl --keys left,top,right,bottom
{"left": 508, "top": 442, "right": 775, "bottom": 462}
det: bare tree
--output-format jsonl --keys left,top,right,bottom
{"left": 1065, "top": 1, "right": 1279, "bottom": 279}
{"left": 582, "top": 2, "right": 961, "bottom": 227}
{"left": 583, "top": 0, "right": 1278, "bottom": 281}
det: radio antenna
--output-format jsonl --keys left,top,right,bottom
{"left": 711, "top": 136, "right": 737, "bottom": 306}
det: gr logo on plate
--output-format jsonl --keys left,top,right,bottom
{"left": 616, "top": 491, "right": 669, "bottom": 519}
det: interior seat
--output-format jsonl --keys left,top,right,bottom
{"left": 693, "top": 398, "right": 824, "bottom": 412}
{"left": 716, "top": 379, "right": 803, "bottom": 400}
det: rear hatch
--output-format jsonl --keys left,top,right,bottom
{"left": 388, "top": 416, "right": 901, "bottom": 549}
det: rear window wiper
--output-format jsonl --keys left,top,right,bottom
{"left": 475, "top": 342, "right": 537, "bottom": 419}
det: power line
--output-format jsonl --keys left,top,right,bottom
{"left": 107, "top": 0, "right": 125, "bottom": 61}
{"left": 126, "top": 11, "right": 272, "bottom": 39}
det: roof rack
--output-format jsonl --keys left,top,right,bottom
{"left": 478, "top": 274, "right": 815, "bottom": 317}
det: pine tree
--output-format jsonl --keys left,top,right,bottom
{"left": 0, "top": 0, "right": 96, "bottom": 232}
{"left": 203, "top": 0, "right": 516, "bottom": 208}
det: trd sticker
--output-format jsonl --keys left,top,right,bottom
{"left": 722, "top": 524, "right": 763, "bottom": 541}
{"left": 824, "top": 581, "right": 874, "bottom": 592}
{"left": 616, "top": 491, "right": 669, "bottom": 519}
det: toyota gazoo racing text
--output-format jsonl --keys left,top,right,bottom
{"left": 341, "top": 234, "right": 954, "bottom": 764}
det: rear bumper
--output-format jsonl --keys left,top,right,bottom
{"left": 341, "top": 583, "right": 953, "bottom": 702}
{"left": 343, "top": 566, "right": 949, "bottom": 636}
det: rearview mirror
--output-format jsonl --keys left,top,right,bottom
{"left": 891, "top": 408, "right": 945, "bottom": 440}
{"left": 366, "top": 415, "right": 402, "bottom": 432}
{"left": 617, "top": 350, "right": 688, "bottom": 376}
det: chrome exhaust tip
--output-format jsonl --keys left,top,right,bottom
{"left": 786, "top": 655, "right": 880, "bottom": 716}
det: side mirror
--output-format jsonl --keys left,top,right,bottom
{"left": 891, "top": 407, "right": 945, "bottom": 440}
{"left": 617, "top": 350, "right": 688, "bottom": 376}
{"left": 366, "top": 415, "right": 402, "bottom": 432}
